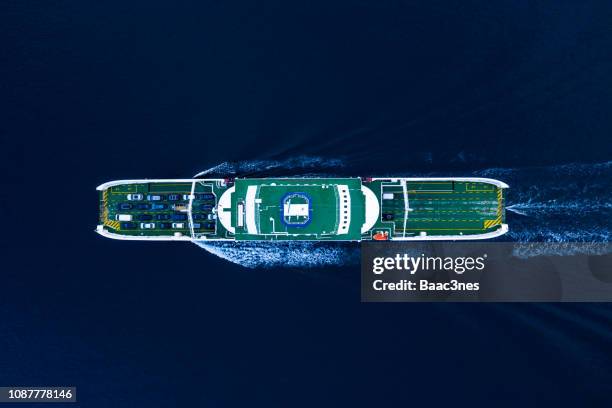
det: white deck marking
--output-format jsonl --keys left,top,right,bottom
{"left": 401, "top": 180, "right": 408, "bottom": 238}
{"left": 218, "top": 186, "right": 235, "bottom": 233}
{"left": 336, "top": 185, "right": 351, "bottom": 235}
{"left": 361, "top": 185, "right": 380, "bottom": 233}
{"left": 187, "top": 181, "right": 196, "bottom": 239}
{"left": 245, "top": 185, "right": 258, "bottom": 234}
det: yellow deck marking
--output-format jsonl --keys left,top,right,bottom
{"left": 408, "top": 219, "right": 483, "bottom": 222}
{"left": 110, "top": 184, "right": 137, "bottom": 194}
{"left": 101, "top": 189, "right": 120, "bottom": 230}
{"left": 411, "top": 210, "right": 494, "bottom": 213}
{"left": 104, "top": 220, "right": 120, "bottom": 230}
{"left": 396, "top": 228, "right": 488, "bottom": 231}
{"left": 483, "top": 219, "right": 497, "bottom": 228}
{"left": 466, "top": 185, "right": 495, "bottom": 192}
{"left": 102, "top": 190, "right": 110, "bottom": 222}
{"left": 395, "top": 182, "right": 453, "bottom": 185}
{"left": 409, "top": 197, "right": 496, "bottom": 201}
{"left": 408, "top": 191, "right": 452, "bottom": 194}
{"left": 480, "top": 189, "right": 504, "bottom": 229}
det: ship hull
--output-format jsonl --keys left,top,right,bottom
{"left": 96, "top": 177, "right": 508, "bottom": 242}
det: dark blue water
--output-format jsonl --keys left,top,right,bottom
{"left": 2, "top": 0, "right": 612, "bottom": 406}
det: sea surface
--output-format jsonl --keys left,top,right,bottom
{"left": 2, "top": 0, "right": 612, "bottom": 406}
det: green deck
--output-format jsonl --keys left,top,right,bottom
{"left": 232, "top": 178, "right": 364, "bottom": 241}
{"left": 362, "top": 180, "right": 504, "bottom": 238}
{"left": 99, "top": 180, "right": 232, "bottom": 239}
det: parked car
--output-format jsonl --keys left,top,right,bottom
{"left": 115, "top": 214, "right": 132, "bottom": 221}
{"left": 192, "top": 213, "right": 206, "bottom": 220}
{"left": 136, "top": 214, "right": 153, "bottom": 221}
{"left": 137, "top": 203, "right": 151, "bottom": 210}
{"left": 158, "top": 222, "right": 172, "bottom": 229}
{"left": 146, "top": 194, "right": 164, "bottom": 201}
{"left": 151, "top": 203, "right": 168, "bottom": 210}
{"left": 120, "top": 222, "right": 137, "bottom": 229}
{"left": 168, "top": 194, "right": 180, "bottom": 201}
{"left": 172, "top": 204, "right": 188, "bottom": 211}
{"left": 171, "top": 213, "right": 187, "bottom": 221}
{"left": 199, "top": 204, "right": 213, "bottom": 211}
{"left": 171, "top": 222, "right": 185, "bottom": 229}
{"left": 140, "top": 223, "right": 155, "bottom": 229}
{"left": 126, "top": 194, "right": 143, "bottom": 201}
{"left": 192, "top": 223, "right": 201, "bottom": 229}
{"left": 207, "top": 214, "right": 216, "bottom": 220}
{"left": 155, "top": 214, "right": 171, "bottom": 220}
{"left": 118, "top": 203, "right": 133, "bottom": 210}
{"left": 182, "top": 194, "right": 194, "bottom": 200}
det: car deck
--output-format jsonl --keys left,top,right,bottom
{"left": 99, "top": 180, "right": 232, "bottom": 239}
{"left": 362, "top": 179, "right": 505, "bottom": 239}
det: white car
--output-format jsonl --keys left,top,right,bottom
{"left": 207, "top": 213, "right": 216, "bottom": 220}
{"left": 127, "top": 194, "right": 143, "bottom": 201}
{"left": 140, "top": 222, "right": 155, "bottom": 229}
{"left": 115, "top": 214, "right": 133, "bottom": 221}
{"left": 147, "top": 194, "right": 162, "bottom": 201}
{"left": 171, "top": 222, "right": 185, "bottom": 229}
{"left": 182, "top": 194, "right": 194, "bottom": 200}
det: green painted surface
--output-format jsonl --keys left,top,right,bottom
{"left": 232, "top": 178, "right": 364, "bottom": 241}
{"left": 99, "top": 181, "right": 231, "bottom": 238}
{"left": 363, "top": 180, "right": 505, "bottom": 238}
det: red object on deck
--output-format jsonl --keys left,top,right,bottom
{"left": 373, "top": 231, "right": 389, "bottom": 241}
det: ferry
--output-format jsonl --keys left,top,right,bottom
{"left": 96, "top": 177, "right": 508, "bottom": 241}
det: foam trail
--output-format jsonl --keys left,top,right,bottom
{"left": 475, "top": 161, "right": 612, "bottom": 257}
{"left": 194, "top": 241, "right": 359, "bottom": 269}
{"left": 194, "top": 156, "right": 346, "bottom": 178}
{"left": 511, "top": 242, "right": 611, "bottom": 259}
{"left": 506, "top": 205, "right": 528, "bottom": 216}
